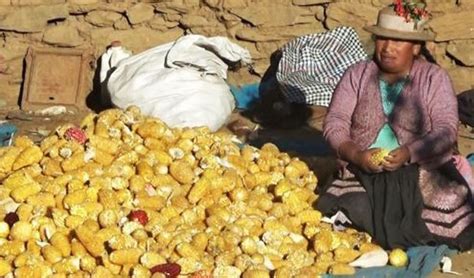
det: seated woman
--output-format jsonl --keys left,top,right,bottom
{"left": 317, "top": 2, "right": 473, "bottom": 251}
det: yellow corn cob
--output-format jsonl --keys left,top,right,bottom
{"left": 88, "top": 135, "right": 120, "bottom": 154}
{"left": 329, "top": 264, "right": 356, "bottom": 276}
{"left": 136, "top": 121, "right": 166, "bottom": 138}
{"left": 16, "top": 204, "right": 33, "bottom": 222}
{"left": 0, "top": 221, "right": 9, "bottom": 238}
{"left": 0, "top": 146, "right": 22, "bottom": 174}
{"left": 53, "top": 257, "right": 81, "bottom": 274}
{"left": 12, "top": 145, "right": 43, "bottom": 170}
{"left": 0, "top": 258, "right": 12, "bottom": 276}
{"left": 114, "top": 150, "right": 139, "bottom": 165}
{"left": 334, "top": 247, "right": 360, "bottom": 263}
{"left": 80, "top": 255, "right": 97, "bottom": 273}
{"left": 169, "top": 161, "right": 195, "bottom": 184}
{"left": 40, "top": 135, "right": 59, "bottom": 151}
{"left": 50, "top": 232, "right": 71, "bottom": 257}
{"left": 10, "top": 221, "right": 33, "bottom": 242}
{"left": 107, "top": 234, "right": 137, "bottom": 250}
{"left": 96, "top": 227, "right": 121, "bottom": 243}
{"left": 71, "top": 239, "right": 88, "bottom": 257}
{"left": 136, "top": 161, "right": 154, "bottom": 181}
{"left": 187, "top": 177, "right": 210, "bottom": 204}
{"left": 65, "top": 215, "right": 86, "bottom": 229}
{"left": 10, "top": 181, "right": 41, "bottom": 203}
{"left": 284, "top": 159, "right": 309, "bottom": 180}
{"left": 80, "top": 113, "right": 97, "bottom": 133}
{"left": 129, "top": 175, "right": 146, "bottom": 193}
{"left": 143, "top": 137, "right": 166, "bottom": 151}
{"left": 139, "top": 252, "right": 166, "bottom": 268}
{"left": 94, "top": 121, "right": 109, "bottom": 138}
{"left": 109, "top": 248, "right": 143, "bottom": 265}
{"left": 2, "top": 168, "right": 34, "bottom": 190}
{"left": 296, "top": 209, "right": 322, "bottom": 225}
{"left": 100, "top": 254, "right": 121, "bottom": 275}
{"left": 89, "top": 148, "right": 113, "bottom": 167}
{"left": 147, "top": 149, "right": 173, "bottom": 166}
{"left": 98, "top": 189, "right": 119, "bottom": 209}
{"left": 75, "top": 225, "right": 105, "bottom": 257}
{"left": 63, "top": 189, "right": 87, "bottom": 209}
{"left": 13, "top": 250, "right": 40, "bottom": 267}
{"left": 0, "top": 240, "right": 25, "bottom": 256}
{"left": 42, "top": 158, "right": 63, "bottom": 176}
{"left": 175, "top": 242, "right": 200, "bottom": 259}
{"left": 61, "top": 151, "right": 86, "bottom": 172}
{"left": 98, "top": 209, "right": 117, "bottom": 228}
{"left": 242, "top": 268, "right": 271, "bottom": 278}
{"left": 42, "top": 245, "right": 63, "bottom": 264}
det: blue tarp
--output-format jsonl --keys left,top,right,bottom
{"left": 0, "top": 122, "right": 16, "bottom": 146}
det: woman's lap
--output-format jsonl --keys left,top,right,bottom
{"left": 316, "top": 157, "right": 474, "bottom": 250}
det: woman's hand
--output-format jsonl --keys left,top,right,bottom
{"left": 382, "top": 146, "right": 410, "bottom": 171}
{"left": 354, "top": 148, "right": 384, "bottom": 173}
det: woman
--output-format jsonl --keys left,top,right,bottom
{"left": 317, "top": 2, "right": 473, "bottom": 250}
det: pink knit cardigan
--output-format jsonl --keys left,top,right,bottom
{"left": 323, "top": 59, "right": 458, "bottom": 169}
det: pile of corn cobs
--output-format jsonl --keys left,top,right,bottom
{"left": 0, "top": 107, "right": 381, "bottom": 277}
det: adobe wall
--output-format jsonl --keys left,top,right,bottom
{"left": 0, "top": 0, "right": 473, "bottom": 109}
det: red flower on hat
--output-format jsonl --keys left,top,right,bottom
{"left": 392, "top": 0, "right": 430, "bottom": 23}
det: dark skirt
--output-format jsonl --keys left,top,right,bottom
{"left": 316, "top": 156, "right": 474, "bottom": 251}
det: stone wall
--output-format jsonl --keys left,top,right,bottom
{"left": 0, "top": 0, "right": 473, "bottom": 109}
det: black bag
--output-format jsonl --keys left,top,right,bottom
{"left": 458, "top": 89, "right": 474, "bottom": 127}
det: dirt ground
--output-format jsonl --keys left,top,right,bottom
{"left": 0, "top": 106, "right": 473, "bottom": 277}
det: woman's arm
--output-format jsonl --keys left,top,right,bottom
{"left": 323, "top": 66, "right": 359, "bottom": 153}
{"left": 406, "top": 68, "right": 458, "bottom": 164}
{"left": 323, "top": 64, "right": 383, "bottom": 173}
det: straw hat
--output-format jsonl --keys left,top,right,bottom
{"left": 364, "top": 6, "right": 435, "bottom": 41}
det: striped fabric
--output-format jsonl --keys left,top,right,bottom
{"left": 276, "top": 26, "right": 368, "bottom": 106}
{"left": 322, "top": 155, "right": 474, "bottom": 249}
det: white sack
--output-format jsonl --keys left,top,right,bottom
{"left": 102, "top": 35, "right": 251, "bottom": 132}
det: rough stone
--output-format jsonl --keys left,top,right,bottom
{"left": 68, "top": 3, "right": 100, "bottom": 14}
{"left": 222, "top": 0, "right": 249, "bottom": 9}
{"left": 236, "top": 22, "right": 325, "bottom": 42}
{"left": 230, "top": 3, "right": 311, "bottom": 27}
{"left": 326, "top": 2, "right": 378, "bottom": 29}
{"left": 148, "top": 15, "right": 179, "bottom": 31}
{"left": 204, "top": 0, "right": 221, "bottom": 9}
{"left": 189, "top": 25, "right": 227, "bottom": 37}
{"left": 256, "top": 41, "right": 287, "bottom": 56}
{"left": 113, "top": 16, "right": 131, "bottom": 30}
{"left": 447, "top": 41, "right": 474, "bottom": 67}
{"left": 292, "top": 0, "right": 331, "bottom": 5}
{"left": 97, "top": 2, "right": 129, "bottom": 13}
{"left": 85, "top": 10, "right": 122, "bottom": 27}
{"left": 0, "top": 4, "right": 68, "bottom": 32}
{"left": 422, "top": 42, "right": 452, "bottom": 70}
{"left": 163, "top": 14, "right": 182, "bottom": 22}
{"left": 11, "top": 0, "right": 65, "bottom": 5}
{"left": 183, "top": 0, "right": 200, "bottom": 7}
{"left": 424, "top": 0, "right": 458, "bottom": 13}
{"left": 430, "top": 11, "right": 474, "bottom": 41}
{"left": 127, "top": 3, "right": 155, "bottom": 25}
{"left": 326, "top": 2, "right": 378, "bottom": 46}
{"left": 68, "top": 0, "right": 99, "bottom": 4}
{"left": 42, "top": 25, "right": 84, "bottom": 47}
{"left": 447, "top": 66, "right": 474, "bottom": 94}
{"left": 180, "top": 14, "right": 216, "bottom": 28}
{"left": 155, "top": 2, "right": 191, "bottom": 14}
{"left": 90, "top": 27, "right": 183, "bottom": 54}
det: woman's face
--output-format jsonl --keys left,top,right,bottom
{"left": 374, "top": 36, "right": 421, "bottom": 75}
